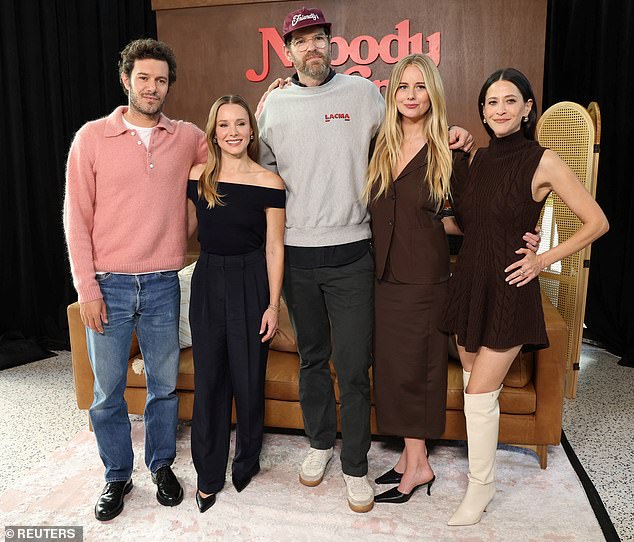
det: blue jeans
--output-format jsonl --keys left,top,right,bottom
{"left": 86, "top": 271, "right": 180, "bottom": 482}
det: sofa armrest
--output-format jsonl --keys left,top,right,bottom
{"left": 532, "top": 292, "right": 568, "bottom": 444}
{"left": 67, "top": 302, "right": 95, "bottom": 410}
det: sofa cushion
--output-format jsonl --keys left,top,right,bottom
{"left": 499, "top": 381, "right": 536, "bottom": 414}
{"left": 270, "top": 298, "right": 297, "bottom": 353}
{"left": 504, "top": 351, "right": 534, "bottom": 388}
{"left": 177, "top": 262, "right": 197, "bottom": 349}
{"left": 264, "top": 350, "right": 301, "bottom": 401}
{"left": 127, "top": 347, "right": 195, "bottom": 390}
{"left": 446, "top": 358, "right": 464, "bottom": 410}
{"left": 449, "top": 336, "right": 533, "bottom": 388}
{"left": 126, "top": 314, "right": 533, "bottom": 415}
{"left": 446, "top": 358, "right": 536, "bottom": 414}
{"left": 129, "top": 333, "right": 140, "bottom": 358}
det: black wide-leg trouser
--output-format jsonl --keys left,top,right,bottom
{"left": 190, "top": 249, "right": 270, "bottom": 494}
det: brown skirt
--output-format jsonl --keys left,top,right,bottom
{"left": 373, "top": 277, "right": 448, "bottom": 439}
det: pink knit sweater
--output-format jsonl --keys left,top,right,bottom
{"left": 64, "top": 106, "right": 207, "bottom": 303}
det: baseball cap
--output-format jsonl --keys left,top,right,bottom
{"left": 282, "top": 7, "right": 331, "bottom": 40}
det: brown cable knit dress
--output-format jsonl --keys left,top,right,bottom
{"left": 442, "top": 130, "right": 550, "bottom": 353}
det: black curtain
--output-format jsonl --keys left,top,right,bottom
{"left": 544, "top": 0, "right": 634, "bottom": 364}
{"left": 0, "top": 0, "right": 156, "bottom": 350}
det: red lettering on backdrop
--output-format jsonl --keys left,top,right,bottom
{"left": 245, "top": 27, "right": 292, "bottom": 82}
{"left": 330, "top": 36, "right": 349, "bottom": 66}
{"left": 426, "top": 32, "right": 440, "bottom": 65}
{"left": 245, "top": 20, "right": 441, "bottom": 89}
{"left": 378, "top": 20, "right": 422, "bottom": 60}
{"left": 348, "top": 35, "right": 380, "bottom": 65}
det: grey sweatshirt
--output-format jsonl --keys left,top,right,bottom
{"left": 258, "top": 73, "right": 385, "bottom": 247}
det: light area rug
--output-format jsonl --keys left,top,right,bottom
{"left": 0, "top": 422, "right": 603, "bottom": 542}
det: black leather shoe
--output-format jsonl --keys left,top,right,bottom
{"left": 374, "top": 476, "right": 436, "bottom": 504}
{"left": 95, "top": 479, "right": 133, "bottom": 521}
{"left": 151, "top": 465, "right": 183, "bottom": 506}
{"left": 196, "top": 490, "right": 216, "bottom": 513}
{"left": 232, "top": 465, "right": 260, "bottom": 493}
{"left": 375, "top": 467, "right": 403, "bottom": 485}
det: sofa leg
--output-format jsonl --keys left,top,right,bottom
{"left": 536, "top": 445, "right": 547, "bottom": 469}
{"left": 511, "top": 444, "right": 548, "bottom": 469}
{"left": 88, "top": 414, "right": 93, "bottom": 432}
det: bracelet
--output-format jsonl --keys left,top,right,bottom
{"left": 268, "top": 303, "right": 279, "bottom": 312}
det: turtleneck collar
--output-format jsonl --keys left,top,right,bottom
{"left": 488, "top": 128, "right": 532, "bottom": 153}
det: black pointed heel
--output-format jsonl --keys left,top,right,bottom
{"left": 196, "top": 490, "right": 216, "bottom": 513}
{"left": 232, "top": 474, "right": 252, "bottom": 493}
{"left": 374, "top": 467, "right": 404, "bottom": 485}
{"left": 232, "top": 465, "right": 260, "bottom": 493}
{"left": 374, "top": 475, "right": 436, "bottom": 504}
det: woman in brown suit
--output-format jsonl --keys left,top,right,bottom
{"left": 365, "top": 54, "right": 453, "bottom": 504}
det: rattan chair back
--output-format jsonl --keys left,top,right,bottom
{"left": 536, "top": 101, "right": 600, "bottom": 397}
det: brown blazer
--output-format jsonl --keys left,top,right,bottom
{"left": 370, "top": 146, "right": 450, "bottom": 284}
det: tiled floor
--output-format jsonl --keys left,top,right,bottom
{"left": 0, "top": 346, "right": 631, "bottom": 540}
{"left": 562, "top": 345, "right": 634, "bottom": 542}
{"left": 0, "top": 353, "right": 87, "bottom": 491}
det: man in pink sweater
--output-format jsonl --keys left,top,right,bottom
{"left": 64, "top": 39, "right": 207, "bottom": 521}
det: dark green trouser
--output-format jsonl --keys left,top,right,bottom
{"left": 283, "top": 250, "right": 374, "bottom": 476}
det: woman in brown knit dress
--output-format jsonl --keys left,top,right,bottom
{"left": 443, "top": 68, "right": 609, "bottom": 526}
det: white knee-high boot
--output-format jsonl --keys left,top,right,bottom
{"left": 448, "top": 385, "right": 502, "bottom": 526}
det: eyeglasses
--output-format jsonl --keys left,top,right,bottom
{"left": 290, "top": 35, "right": 329, "bottom": 52}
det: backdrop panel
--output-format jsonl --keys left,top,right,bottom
{"left": 155, "top": 0, "right": 547, "bottom": 148}
{"left": 154, "top": 0, "right": 547, "bottom": 258}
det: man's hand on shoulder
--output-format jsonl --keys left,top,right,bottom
{"left": 80, "top": 298, "right": 108, "bottom": 334}
{"left": 255, "top": 77, "right": 292, "bottom": 120}
{"left": 448, "top": 126, "right": 475, "bottom": 152}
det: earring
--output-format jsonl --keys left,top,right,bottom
{"left": 482, "top": 118, "right": 487, "bottom": 124}
{"left": 212, "top": 136, "right": 217, "bottom": 144}
{"left": 250, "top": 134, "right": 254, "bottom": 141}
{"left": 523, "top": 116, "right": 529, "bottom": 122}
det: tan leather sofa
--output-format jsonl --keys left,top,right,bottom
{"left": 68, "top": 291, "right": 567, "bottom": 469}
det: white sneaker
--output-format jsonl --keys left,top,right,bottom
{"left": 343, "top": 474, "right": 374, "bottom": 513}
{"left": 299, "top": 447, "right": 333, "bottom": 487}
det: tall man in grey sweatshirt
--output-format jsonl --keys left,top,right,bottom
{"left": 258, "top": 7, "right": 472, "bottom": 513}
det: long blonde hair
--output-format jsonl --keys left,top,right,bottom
{"left": 365, "top": 54, "right": 452, "bottom": 210}
{"left": 198, "top": 95, "right": 260, "bottom": 208}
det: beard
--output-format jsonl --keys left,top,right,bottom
{"left": 294, "top": 50, "right": 331, "bottom": 80}
{"left": 128, "top": 88, "right": 164, "bottom": 118}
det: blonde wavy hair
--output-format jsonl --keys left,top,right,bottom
{"left": 198, "top": 95, "right": 260, "bottom": 208}
{"left": 365, "top": 54, "right": 452, "bottom": 210}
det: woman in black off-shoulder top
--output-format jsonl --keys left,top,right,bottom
{"left": 186, "top": 95, "right": 285, "bottom": 512}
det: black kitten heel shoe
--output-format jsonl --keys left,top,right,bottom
{"left": 374, "top": 475, "right": 436, "bottom": 504}
{"left": 196, "top": 490, "right": 216, "bottom": 513}
{"left": 374, "top": 468, "right": 403, "bottom": 485}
